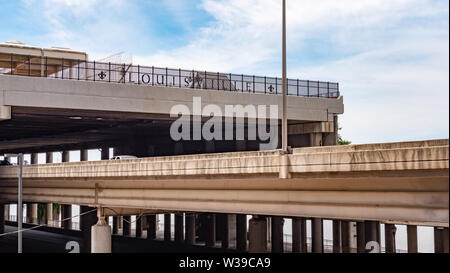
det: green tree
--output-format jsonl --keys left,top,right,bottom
{"left": 338, "top": 127, "right": 351, "bottom": 145}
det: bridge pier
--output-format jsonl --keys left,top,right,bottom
{"left": 61, "top": 151, "right": 72, "bottom": 229}
{"left": 434, "top": 227, "right": 449, "bottom": 253}
{"left": 365, "top": 221, "right": 381, "bottom": 253}
{"left": 112, "top": 216, "right": 118, "bottom": 235}
{"left": 271, "top": 216, "right": 284, "bottom": 253}
{"left": 185, "top": 213, "right": 196, "bottom": 245}
{"left": 91, "top": 211, "right": 111, "bottom": 253}
{"left": 236, "top": 214, "right": 247, "bottom": 252}
{"left": 384, "top": 224, "right": 397, "bottom": 253}
{"left": 333, "top": 220, "right": 342, "bottom": 253}
{"left": 122, "top": 216, "right": 131, "bottom": 236}
{"left": 164, "top": 214, "right": 171, "bottom": 242}
{"left": 356, "top": 221, "right": 366, "bottom": 253}
{"left": 146, "top": 215, "right": 157, "bottom": 240}
{"left": 292, "top": 217, "right": 307, "bottom": 253}
{"left": 175, "top": 213, "right": 184, "bottom": 243}
{"left": 248, "top": 215, "right": 267, "bottom": 253}
{"left": 80, "top": 206, "right": 97, "bottom": 253}
{"left": 312, "top": 218, "right": 323, "bottom": 253}
{"left": 341, "top": 220, "right": 351, "bottom": 253}
{"left": 45, "top": 152, "right": 53, "bottom": 225}
{"left": 205, "top": 213, "right": 216, "bottom": 247}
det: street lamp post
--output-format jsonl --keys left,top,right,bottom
{"left": 282, "top": 0, "right": 288, "bottom": 153}
{"left": 4, "top": 153, "right": 23, "bottom": 253}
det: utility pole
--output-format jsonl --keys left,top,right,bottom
{"left": 4, "top": 153, "right": 23, "bottom": 253}
{"left": 282, "top": 0, "right": 288, "bottom": 153}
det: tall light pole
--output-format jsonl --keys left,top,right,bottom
{"left": 4, "top": 153, "right": 23, "bottom": 253}
{"left": 281, "top": 0, "right": 288, "bottom": 153}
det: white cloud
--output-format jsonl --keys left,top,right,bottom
{"left": 18, "top": 0, "right": 450, "bottom": 144}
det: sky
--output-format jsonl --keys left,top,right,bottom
{"left": 1, "top": 0, "right": 449, "bottom": 144}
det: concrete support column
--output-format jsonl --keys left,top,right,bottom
{"left": 236, "top": 214, "right": 247, "bottom": 252}
{"left": 364, "top": 221, "right": 380, "bottom": 253}
{"left": 101, "top": 147, "right": 109, "bottom": 160}
{"left": 136, "top": 216, "right": 142, "bottom": 238}
{"left": 341, "top": 220, "right": 351, "bottom": 253}
{"left": 311, "top": 218, "right": 323, "bottom": 253}
{"left": 185, "top": 214, "right": 196, "bottom": 245}
{"left": 61, "top": 205, "right": 72, "bottom": 229}
{"left": 164, "top": 214, "right": 171, "bottom": 242}
{"left": 384, "top": 224, "right": 397, "bottom": 253}
{"left": 204, "top": 140, "right": 215, "bottom": 153}
{"left": 271, "top": 216, "right": 284, "bottom": 253}
{"left": 45, "top": 203, "right": 53, "bottom": 225}
{"left": 91, "top": 212, "right": 111, "bottom": 253}
{"left": 112, "top": 216, "right": 118, "bottom": 235}
{"left": 434, "top": 227, "right": 449, "bottom": 253}
{"left": 235, "top": 140, "right": 246, "bottom": 152}
{"left": 248, "top": 216, "right": 267, "bottom": 253}
{"left": 61, "top": 151, "right": 71, "bottom": 229}
{"left": 80, "top": 149, "right": 88, "bottom": 162}
{"left": 80, "top": 206, "right": 97, "bottom": 253}
{"left": 220, "top": 214, "right": 230, "bottom": 249}
{"left": 292, "top": 217, "right": 307, "bottom": 253}
{"left": 309, "top": 133, "right": 323, "bottom": 147}
{"left": 30, "top": 153, "right": 39, "bottom": 224}
{"left": 45, "top": 153, "right": 54, "bottom": 226}
{"left": 4, "top": 204, "right": 9, "bottom": 222}
{"left": 0, "top": 203, "right": 4, "bottom": 235}
{"left": 175, "top": 213, "right": 184, "bottom": 243}
{"left": 31, "top": 153, "right": 38, "bottom": 165}
{"left": 46, "top": 152, "right": 53, "bottom": 164}
{"left": 146, "top": 215, "right": 157, "bottom": 240}
{"left": 174, "top": 142, "right": 183, "bottom": 155}
{"left": 122, "top": 216, "right": 131, "bottom": 236}
{"left": 356, "top": 222, "right": 365, "bottom": 253}
{"left": 333, "top": 220, "right": 342, "bottom": 253}
{"left": 62, "top": 151, "right": 70, "bottom": 163}
{"left": 205, "top": 213, "right": 216, "bottom": 247}
{"left": 407, "top": 225, "right": 418, "bottom": 253}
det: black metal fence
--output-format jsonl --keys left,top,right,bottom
{"left": 0, "top": 53, "right": 340, "bottom": 98}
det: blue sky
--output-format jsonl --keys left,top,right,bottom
{"left": 1, "top": 0, "right": 449, "bottom": 144}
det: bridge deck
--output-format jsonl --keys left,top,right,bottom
{"left": 0, "top": 139, "right": 448, "bottom": 226}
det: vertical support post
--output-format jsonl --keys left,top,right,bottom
{"left": 0, "top": 203, "right": 4, "bottom": 235}
{"left": 146, "top": 215, "right": 157, "bottom": 240}
{"left": 281, "top": 0, "right": 287, "bottom": 154}
{"left": 112, "top": 216, "right": 118, "bottom": 235}
{"left": 175, "top": 213, "right": 184, "bottom": 243}
{"left": 80, "top": 206, "right": 97, "bottom": 253}
{"left": 356, "top": 222, "right": 366, "bottom": 253}
{"left": 271, "top": 216, "right": 284, "bottom": 253}
{"left": 205, "top": 213, "right": 216, "bottom": 247}
{"left": 164, "top": 214, "right": 171, "bottom": 242}
{"left": 185, "top": 214, "right": 196, "bottom": 245}
{"left": 341, "top": 220, "right": 351, "bottom": 253}
{"left": 333, "top": 220, "right": 342, "bottom": 253}
{"left": 135, "top": 215, "right": 142, "bottom": 238}
{"left": 248, "top": 215, "right": 267, "bottom": 253}
{"left": 122, "top": 216, "right": 130, "bottom": 236}
{"left": 91, "top": 209, "right": 111, "bottom": 253}
{"left": 384, "top": 224, "right": 397, "bottom": 253}
{"left": 292, "top": 217, "right": 307, "bottom": 253}
{"left": 10, "top": 53, "right": 13, "bottom": 75}
{"left": 236, "top": 214, "right": 247, "bottom": 252}
{"left": 311, "top": 218, "right": 323, "bottom": 253}
{"left": 434, "top": 227, "right": 449, "bottom": 253}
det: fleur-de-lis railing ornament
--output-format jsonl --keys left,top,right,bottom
{"left": 98, "top": 71, "right": 107, "bottom": 80}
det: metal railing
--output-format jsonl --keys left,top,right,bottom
{"left": 0, "top": 53, "right": 340, "bottom": 98}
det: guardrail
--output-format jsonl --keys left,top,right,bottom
{"left": 0, "top": 53, "right": 340, "bottom": 98}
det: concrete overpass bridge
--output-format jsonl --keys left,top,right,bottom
{"left": 1, "top": 139, "right": 448, "bottom": 253}
{"left": 0, "top": 49, "right": 448, "bottom": 254}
